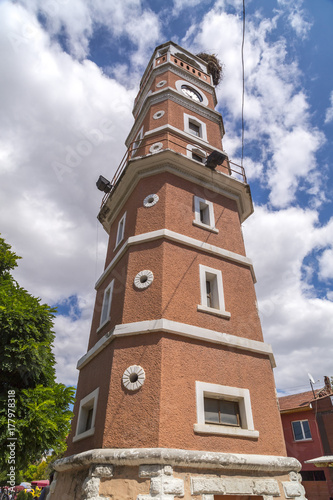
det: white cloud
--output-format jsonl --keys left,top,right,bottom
{"left": 0, "top": 1, "right": 137, "bottom": 382}
{"left": 243, "top": 206, "right": 333, "bottom": 391}
{"left": 186, "top": 7, "right": 325, "bottom": 209}
{"left": 325, "top": 91, "right": 333, "bottom": 124}
{"left": 277, "top": 0, "right": 312, "bottom": 39}
{"left": 17, "top": 0, "right": 162, "bottom": 65}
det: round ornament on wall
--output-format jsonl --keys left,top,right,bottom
{"left": 149, "top": 142, "right": 163, "bottom": 154}
{"left": 153, "top": 110, "right": 165, "bottom": 120}
{"left": 156, "top": 80, "right": 167, "bottom": 88}
{"left": 122, "top": 365, "right": 145, "bottom": 391}
{"left": 134, "top": 270, "right": 154, "bottom": 289}
{"left": 143, "top": 194, "right": 159, "bottom": 207}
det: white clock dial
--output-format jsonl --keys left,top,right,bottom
{"left": 181, "top": 84, "right": 203, "bottom": 102}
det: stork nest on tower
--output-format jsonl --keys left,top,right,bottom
{"left": 196, "top": 52, "right": 224, "bottom": 86}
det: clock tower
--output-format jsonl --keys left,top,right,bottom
{"left": 52, "top": 42, "right": 306, "bottom": 500}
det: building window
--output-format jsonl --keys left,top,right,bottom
{"left": 189, "top": 121, "right": 200, "bottom": 136}
{"left": 301, "top": 470, "right": 326, "bottom": 481}
{"left": 193, "top": 196, "right": 217, "bottom": 232}
{"left": 292, "top": 420, "right": 312, "bottom": 441}
{"left": 198, "top": 265, "right": 230, "bottom": 318}
{"left": 99, "top": 279, "right": 114, "bottom": 329}
{"left": 115, "top": 212, "right": 126, "bottom": 249}
{"left": 132, "top": 126, "right": 143, "bottom": 157}
{"left": 184, "top": 113, "right": 207, "bottom": 142}
{"left": 186, "top": 145, "right": 206, "bottom": 164}
{"left": 73, "top": 387, "right": 99, "bottom": 442}
{"left": 194, "top": 381, "right": 259, "bottom": 439}
{"left": 204, "top": 397, "right": 240, "bottom": 427}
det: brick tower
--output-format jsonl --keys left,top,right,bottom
{"left": 53, "top": 42, "right": 305, "bottom": 500}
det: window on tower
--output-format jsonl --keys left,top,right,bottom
{"left": 194, "top": 381, "right": 259, "bottom": 439}
{"left": 73, "top": 387, "right": 99, "bottom": 442}
{"left": 115, "top": 212, "right": 126, "bottom": 249}
{"left": 198, "top": 264, "right": 230, "bottom": 318}
{"left": 184, "top": 113, "right": 207, "bottom": 142}
{"left": 99, "top": 279, "right": 114, "bottom": 329}
{"left": 186, "top": 145, "right": 206, "bottom": 164}
{"left": 193, "top": 196, "right": 218, "bottom": 233}
{"left": 204, "top": 397, "right": 241, "bottom": 427}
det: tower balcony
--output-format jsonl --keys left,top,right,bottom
{"left": 99, "top": 129, "right": 248, "bottom": 222}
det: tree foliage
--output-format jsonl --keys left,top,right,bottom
{"left": 0, "top": 236, "right": 75, "bottom": 475}
{"left": 196, "top": 52, "right": 224, "bottom": 86}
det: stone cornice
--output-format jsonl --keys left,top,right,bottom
{"left": 95, "top": 228, "right": 256, "bottom": 289}
{"left": 128, "top": 87, "right": 224, "bottom": 147}
{"left": 76, "top": 318, "right": 275, "bottom": 371}
{"left": 54, "top": 447, "right": 300, "bottom": 473}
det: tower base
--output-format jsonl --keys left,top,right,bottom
{"left": 51, "top": 448, "right": 306, "bottom": 499}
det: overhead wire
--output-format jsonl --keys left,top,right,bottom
{"left": 241, "top": 0, "right": 245, "bottom": 167}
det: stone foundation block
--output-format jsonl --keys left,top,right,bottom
{"left": 253, "top": 480, "right": 280, "bottom": 496}
{"left": 283, "top": 480, "right": 306, "bottom": 498}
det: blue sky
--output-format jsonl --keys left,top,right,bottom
{"left": 0, "top": 0, "right": 332, "bottom": 395}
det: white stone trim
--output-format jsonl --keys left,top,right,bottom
{"left": 132, "top": 126, "right": 144, "bottom": 157}
{"left": 194, "top": 381, "right": 259, "bottom": 439}
{"left": 73, "top": 388, "right": 99, "bottom": 442}
{"left": 114, "top": 212, "right": 126, "bottom": 250}
{"left": 198, "top": 264, "right": 230, "bottom": 318}
{"left": 193, "top": 196, "right": 218, "bottom": 233}
{"left": 76, "top": 318, "right": 276, "bottom": 370}
{"left": 95, "top": 229, "right": 256, "bottom": 291}
{"left": 175, "top": 79, "right": 209, "bottom": 106}
{"left": 144, "top": 123, "right": 211, "bottom": 150}
{"left": 184, "top": 112, "right": 208, "bottom": 142}
{"left": 191, "top": 476, "right": 280, "bottom": 496}
{"left": 53, "top": 447, "right": 301, "bottom": 473}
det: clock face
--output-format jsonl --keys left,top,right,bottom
{"left": 181, "top": 84, "right": 203, "bottom": 102}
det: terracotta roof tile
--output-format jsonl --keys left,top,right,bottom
{"left": 278, "top": 390, "right": 317, "bottom": 411}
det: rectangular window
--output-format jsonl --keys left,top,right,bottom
{"left": 132, "top": 126, "right": 144, "bottom": 157}
{"left": 184, "top": 113, "right": 207, "bottom": 142}
{"left": 292, "top": 420, "right": 312, "bottom": 441}
{"left": 189, "top": 121, "right": 200, "bottom": 136}
{"left": 73, "top": 387, "right": 99, "bottom": 442}
{"left": 115, "top": 212, "right": 126, "bottom": 248}
{"left": 193, "top": 196, "right": 218, "bottom": 232}
{"left": 301, "top": 470, "right": 326, "bottom": 481}
{"left": 198, "top": 265, "right": 230, "bottom": 318}
{"left": 204, "top": 397, "right": 240, "bottom": 427}
{"left": 192, "top": 152, "right": 203, "bottom": 162}
{"left": 194, "top": 381, "right": 259, "bottom": 439}
{"left": 99, "top": 279, "right": 114, "bottom": 328}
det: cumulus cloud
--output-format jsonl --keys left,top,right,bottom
{"left": 243, "top": 206, "right": 333, "bottom": 391}
{"left": 325, "top": 91, "right": 333, "bottom": 124}
{"left": 185, "top": 6, "right": 325, "bottom": 209}
{"left": 0, "top": 1, "right": 136, "bottom": 381}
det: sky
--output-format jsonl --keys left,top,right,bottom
{"left": 1, "top": 0, "right": 332, "bottom": 396}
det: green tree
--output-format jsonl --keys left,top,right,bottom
{"left": 0, "top": 236, "right": 75, "bottom": 476}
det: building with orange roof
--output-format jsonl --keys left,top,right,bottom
{"left": 279, "top": 378, "right": 333, "bottom": 500}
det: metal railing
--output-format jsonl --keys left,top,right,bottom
{"left": 100, "top": 131, "right": 247, "bottom": 208}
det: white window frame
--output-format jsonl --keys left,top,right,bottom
{"left": 193, "top": 196, "right": 218, "bottom": 233}
{"left": 194, "top": 381, "right": 259, "bottom": 439}
{"left": 98, "top": 279, "right": 114, "bottom": 330}
{"left": 198, "top": 264, "right": 230, "bottom": 318}
{"left": 132, "top": 126, "right": 144, "bottom": 157}
{"left": 187, "top": 144, "right": 206, "bottom": 164}
{"left": 292, "top": 420, "right": 312, "bottom": 442}
{"left": 184, "top": 113, "right": 207, "bottom": 142}
{"left": 114, "top": 212, "right": 126, "bottom": 249}
{"left": 73, "top": 387, "right": 99, "bottom": 442}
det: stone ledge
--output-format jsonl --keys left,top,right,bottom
{"left": 54, "top": 447, "right": 300, "bottom": 474}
